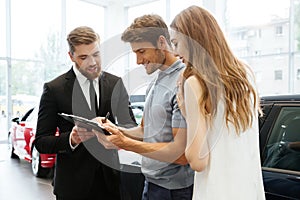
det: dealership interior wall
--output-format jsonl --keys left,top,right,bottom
{"left": 1, "top": 0, "right": 300, "bottom": 141}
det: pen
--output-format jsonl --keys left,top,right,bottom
{"left": 104, "top": 112, "right": 110, "bottom": 122}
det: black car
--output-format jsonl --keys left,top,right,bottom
{"left": 259, "top": 94, "right": 300, "bottom": 199}
{"left": 127, "top": 94, "right": 300, "bottom": 199}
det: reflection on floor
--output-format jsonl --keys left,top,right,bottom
{"left": 0, "top": 142, "right": 55, "bottom": 200}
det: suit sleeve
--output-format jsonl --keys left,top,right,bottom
{"left": 34, "top": 83, "right": 72, "bottom": 154}
{"left": 111, "top": 78, "right": 137, "bottom": 128}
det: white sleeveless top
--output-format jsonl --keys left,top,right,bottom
{"left": 192, "top": 100, "right": 265, "bottom": 200}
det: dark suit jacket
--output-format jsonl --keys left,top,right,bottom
{"left": 34, "top": 68, "right": 136, "bottom": 199}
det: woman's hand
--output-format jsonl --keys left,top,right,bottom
{"left": 177, "top": 74, "right": 186, "bottom": 118}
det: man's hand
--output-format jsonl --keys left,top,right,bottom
{"left": 70, "top": 126, "right": 95, "bottom": 146}
{"left": 93, "top": 128, "right": 118, "bottom": 149}
{"left": 93, "top": 122, "right": 129, "bottom": 150}
{"left": 102, "top": 125, "right": 128, "bottom": 148}
{"left": 94, "top": 116, "right": 114, "bottom": 127}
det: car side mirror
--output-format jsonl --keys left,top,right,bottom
{"left": 11, "top": 117, "right": 20, "bottom": 124}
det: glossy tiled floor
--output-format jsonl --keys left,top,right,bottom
{"left": 0, "top": 141, "right": 55, "bottom": 200}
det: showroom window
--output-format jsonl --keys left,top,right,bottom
{"left": 1, "top": 0, "right": 300, "bottom": 140}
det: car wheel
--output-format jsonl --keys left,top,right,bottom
{"left": 31, "top": 146, "right": 50, "bottom": 178}
{"left": 8, "top": 132, "right": 19, "bottom": 159}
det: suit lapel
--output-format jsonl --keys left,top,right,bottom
{"left": 64, "top": 69, "right": 75, "bottom": 100}
{"left": 98, "top": 72, "right": 109, "bottom": 116}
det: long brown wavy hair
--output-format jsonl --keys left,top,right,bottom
{"left": 170, "top": 5, "right": 261, "bottom": 134}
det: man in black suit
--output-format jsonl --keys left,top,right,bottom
{"left": 34, "top": 26, "right": 136, "bottom": 200}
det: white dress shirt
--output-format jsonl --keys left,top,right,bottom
{"left": 69, "top": 66, "right": 100, "bottom": 149}
{"left": 73, "top": 65, "right": 99, "bottom": 109}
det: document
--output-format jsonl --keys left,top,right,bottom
{"left": 58, "top": 113, "right": 110, "bottom": 135}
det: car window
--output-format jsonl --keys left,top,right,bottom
{"left": 259, "top": 103, "right": 273, "bottom": 129}
{"left": 262, "top": 107, "right": 300, "bottom": 172}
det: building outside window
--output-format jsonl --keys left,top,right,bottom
{"left": 297, "top": 68, "right": 300, "bottom": 80}
{"left": 275, "top": 70, "right": 283, "bottom": 80}
{"left": 275, "top": 25, "right": 283, "bottom": 36}
{"left": 1, "top": 0, "right": 300, "bottom": 140}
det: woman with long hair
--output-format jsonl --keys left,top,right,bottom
{"left": 170, "top": 5, "right": 265, "bottom": 199}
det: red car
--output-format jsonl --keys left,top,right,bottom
{"left": 8, "top": 107, "right": 58, "bottom": 178}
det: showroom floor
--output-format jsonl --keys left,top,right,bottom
{"left": 0, "top": 141, "right": 55, "bottom": 200}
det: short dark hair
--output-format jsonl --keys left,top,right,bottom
{"left": 121, "top": 14, "right": 171, "bottom": 47}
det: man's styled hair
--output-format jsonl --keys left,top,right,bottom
{"left": 121, "top": 14, "right": 171, "bottom": 47}
{"left": 67, "top": 26, "right": 100, "bottom": 54}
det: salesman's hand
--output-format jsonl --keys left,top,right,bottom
{"left": 70, "top": 126, "right": 95, "bottom": 146}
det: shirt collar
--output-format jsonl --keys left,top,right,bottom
{"left": 159, "top": 59, "right": 185, "bottom": 75}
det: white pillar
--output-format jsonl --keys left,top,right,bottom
{"left": 104, "top": 0, "right": 127, "bottom": 40}
{"left": 6, "top": 0, "right": 12, "bottom": 132}
{"left": 101, "top": 1, "right": 130, "bottom": 89}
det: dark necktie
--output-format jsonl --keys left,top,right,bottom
{"left": 89, "top": 79, "right": 98, "bottom": 115}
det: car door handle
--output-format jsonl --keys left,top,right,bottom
{"left": 287, "top": 176, "right": 300, "bottom": 182}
